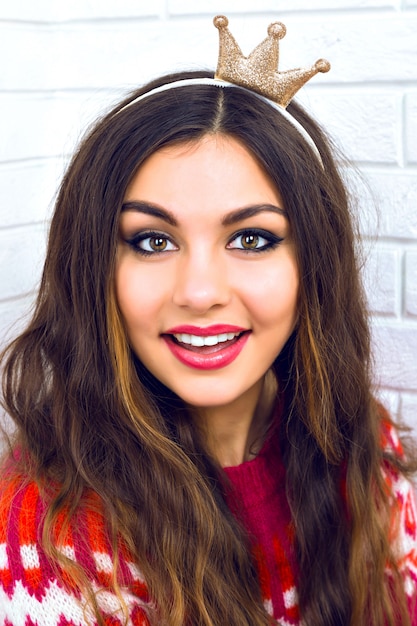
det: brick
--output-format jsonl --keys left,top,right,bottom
{"left": 405, "top": 93, "right": 417, "bottom": 164}
{"left": 375, "top": 389, "right": 400, "bottom": 420}
{"left": 317, "top": 14, "right": 417, "bottom": 83}
{"left": 405, "top": 251, "right": 417, "bottom": 317}
{"left": 0, "top": 0, "right": 162, "bottom": 22}
{"left": 0, "top": 25, "right": 43, "bottom": 91}
{"left": 0, "top": 92, "right": 113, "bottom": 162}
{"left": 355, "top": 171, "right": 417, "bottom": 239}
{"left": 0, "top": 0, "right": 51, "bottom": 21}
{"left": 371, "top": 323, "right": 417, "bottom": 392}
{"left": 399, "top": 393, "right": 417, "bottom": 436}
{"left": 0, "top": 20, "right": 217, "bottom": 91}
{"left": 0, "top": 225, "right": 47, "bottom": 301}
{"left": 362, "top": 247, "right": 399, "bottom": 316}
{"left": 300, "top": 91, "right": 401, "bottom": 164}
{"left": 341, "top": 167, "right": 379, "bottom": 237}
{"left": 0, "top": 160, "right": 64, "bottom": 227}
{"left": 0, "top": 295, "right": 34, "bottom": 350}
{"left": 1, "top": 14, "right": 416, "bottom": 91}
{"left": 169, "top": 0, "right": 397, "bottom": 13}
{"left": 274, "top": 13, "right": 417, "bottom": 84}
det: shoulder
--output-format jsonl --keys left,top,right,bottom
{"left": 0, "top": 473, "right": 151, "bottom": 625}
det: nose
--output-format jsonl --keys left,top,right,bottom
{"left": 172, "top": 249, "right": 231, "bottom": 313}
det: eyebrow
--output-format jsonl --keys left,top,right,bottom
{"left": 121, "top": 201, "right": 178, "bottom": 225}
{"left": 221, "top": 204, "right": 287, "bottom": 226}
{"left": 121, "top": 201, "right": 286, "bottom": 226}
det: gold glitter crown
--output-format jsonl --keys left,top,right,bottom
{"left": 214, "top": 15, "right": 330, "bottom": 108}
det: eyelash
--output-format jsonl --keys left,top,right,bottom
{"left": 123, "top": 228, "right": 283, "bottom": 256}
{"left": 124, "top": 231, "right": 178, "bottom": 257}
{"left": 226, "top": 229, "right": 283, "bottom": 253}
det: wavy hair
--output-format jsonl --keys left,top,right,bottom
{"left": 2, "top": 70, "right": 416, "bottom": 625}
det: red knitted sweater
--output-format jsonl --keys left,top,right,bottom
{"left": 222, "top": 423, "right": 299, "bottom": 623}
{"left": 1, "top": 420, "right": 416, "bottom": 625}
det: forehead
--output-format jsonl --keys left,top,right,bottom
{"left": 124, "top": 134, "right": 282, "bottom": 215}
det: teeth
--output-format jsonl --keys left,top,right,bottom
{"left": 173, "top": 332, "right": 240, "bottom": 346}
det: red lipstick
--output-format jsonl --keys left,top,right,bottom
{"left": 162, "top": 325, "right": 249, "bottom": 370}
{"left": 165, "top": 324, "right": 246, "bottom": 336}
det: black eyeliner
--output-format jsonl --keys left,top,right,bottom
{"left": 227, "top": 228, "right": 284, "bottom": 252}
{"left": 123, "top": 230, "right": 174, "bottom": 256}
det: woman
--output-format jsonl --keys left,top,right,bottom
{"left": 1, "top": 15, "right": 417, "bottom": 626}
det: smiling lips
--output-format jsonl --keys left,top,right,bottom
{"left": 162, "top": 325, "right": 250, "bottom": 370}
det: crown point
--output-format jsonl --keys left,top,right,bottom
{"left": 268, "top": 22, "right": 286, "bottom": 40}
{"left": 315, "top": 58, "right": 331, "bottom": 73}
{"left": 213, "top": 15, "right": 228, "bottom": 29}
{"left": 213, "top": 15, "right": 331, "bottom": 108}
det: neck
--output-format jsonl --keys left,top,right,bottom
{"left": 195, "top": 372, "right": 277, "bottom": 467}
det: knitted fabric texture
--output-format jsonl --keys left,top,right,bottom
{"left": 1, "top": 420, "right": 416, "bottom": 625}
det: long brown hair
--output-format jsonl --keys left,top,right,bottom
{"left": 2, "top": 70, "right": 416, "bottom": 625}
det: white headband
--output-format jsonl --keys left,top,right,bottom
{"left": 117, "top": 77, "right": 323, "bottom": 165}
{"left": 116, "top": 15, "right": 331, "bottom": 166}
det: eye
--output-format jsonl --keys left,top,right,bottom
{"left": 140, "top": 235, "right": 172, "bottom": 253}
{"left": 227, "top": 229, "right": 283, "bottom": 252}
{"left": 124, "top": 231, "right": 178, "bottom": 256}
{"left": 238, "top": 233, "right": 263, "bottom": 250}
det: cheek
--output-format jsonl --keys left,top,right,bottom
{"left": 241, "top": 261, "right": 299, "bottom": 324}
{"left": 116, "top": 263, "right": 152, "bottom": 328}
{"left": 115, "top": 263, "right": 163, "bottom": 331}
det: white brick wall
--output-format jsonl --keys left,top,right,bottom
{"left": 1, "top": 1, "right": 416, "bottom": 432}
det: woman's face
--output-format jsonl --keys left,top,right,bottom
{"left": 116, "top": 134, "right": 299, "bottom": 412}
